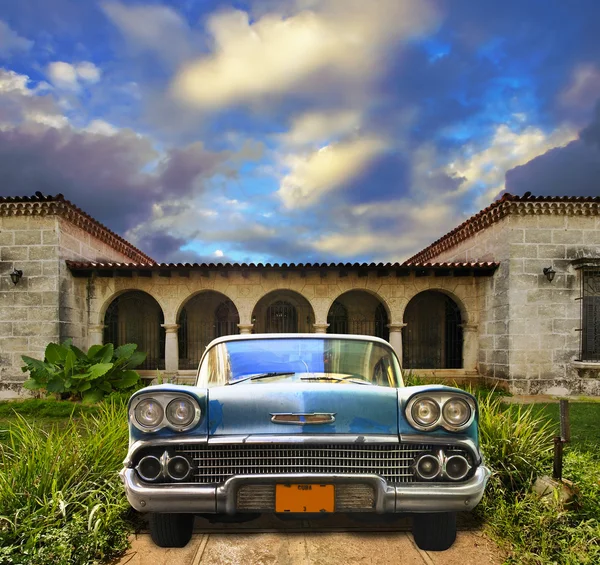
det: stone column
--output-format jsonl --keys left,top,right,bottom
{"left": 88, "top": 324, "right": 105, "bottom": 348}
{"left": 161, "top": 324, "right": 180, "bottom": 373}
{"left": 237, "top": 324, "right": 254, "bottom": 334}
{"left": 460, "top": 323, "right": 478, "bottom": 371}
{"left": 387, "top": 323, "right": 407, "bottom": 365}
{"left": 313, "top": 323, "right": 330, "bottom": 334}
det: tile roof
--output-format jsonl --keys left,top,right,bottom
{"left": 66, "top": 260, "right": 499, "bottom": 271}
{"left": 0, "top": 193, "right": 154, "bottom": 263}
{"left": 406, "top": 192, "right": 600, "bottom": 264}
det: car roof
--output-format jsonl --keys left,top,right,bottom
{"left": 206, "top": 333, "right": 393, "bottom": 348}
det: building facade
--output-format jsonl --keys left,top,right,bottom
{"left": 1, "top": 193, "right": 599, "bottom": 398}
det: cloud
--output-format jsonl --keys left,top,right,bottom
{"left": 279, "top": 109, "right": 362, "bottom": 147}
{"left": 278, "top": 136, "right": 389, "bottom": 209}
{"left": 0, "top": 20, "right": 33, "bottom": 57}
{"left": 506, "top": 103, "right": 600, "bottom": 197}
{"left": 101, "top": 1, "right": 193, "bottom": 66}
{"left": 445, "top": 122, "right": 578, "bottom": 203}
{"left": 47, "top": 61, "right": 102, "bottom": 91}
{"left": 171, "top": 0, "right": 439, "bottom": 109}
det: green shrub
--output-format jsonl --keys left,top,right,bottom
{"left": 478, "top": 393, "right": 554, "bottom": 493}
{"left": 0, "top": 401, "right": 134, "bottom": 564}
{"left": 21, "top": 341, "right": 146, "bottom": 403}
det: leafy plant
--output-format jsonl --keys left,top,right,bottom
{"left": 21, "top": 341, "right": 146, "bottom": 403}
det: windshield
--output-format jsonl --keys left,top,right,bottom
{"left": 196, "top": 337, "right": 403, "bottom": 388}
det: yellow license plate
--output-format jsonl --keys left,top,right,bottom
{"left": 275, "top": 484, "right": 335, "bottom": 513}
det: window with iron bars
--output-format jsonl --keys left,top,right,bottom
{"left": 580, "top": 268, "right": 600, "bottom": 361}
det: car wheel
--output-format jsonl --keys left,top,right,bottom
{"left": 149, "top": 513, "right": 195, "bottom": 548}
{"left": 412, "top": 512, "right": 456, "bottom": 551}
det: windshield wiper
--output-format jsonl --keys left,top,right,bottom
{"left": 226, "top": 372, "right": 296, "bottom": 385}
{"left": 300, "top": 376, "right": 372, "bottom": 385}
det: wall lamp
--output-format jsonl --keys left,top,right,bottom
{"left": 543, "top": 266, "right": 556, "bottom": 283}
{"left": 10, "top": 268, "right": 23, "bottom": 285}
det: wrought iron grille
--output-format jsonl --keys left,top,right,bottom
{"left": 327, "top": 302, "right": 389, "bottom": 340}
{"left": 402, "top": 291, "right": 463, "bottom": 369}
{"left": 581, "top": 268, "right": 600, "bottom": 361}
{"left": 178, "top": 300, "right": 240, "bottom": 370}
{"left": 103, "top": 292, "right": 165, "bottom": 370}
{"left": 265, "top": 301, "right": 298, "bottom": 333}
{"left": 163, "top": 443, "right": 472, "bottom": 485}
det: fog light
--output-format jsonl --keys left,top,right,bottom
{"left": 444, "top": 454, "right": 471, "bottom": 481}
{"left": 167, "top": 455, "right": 191, "bottom": 481}
{"left": 414, "top": 453, "right": 441, "bottom": 480}
{"left": 136, "top": 455, "right": 162, "bottom": 482}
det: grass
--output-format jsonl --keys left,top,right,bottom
{"left": 0, "top": 400, "right": 135, "bottom": 565}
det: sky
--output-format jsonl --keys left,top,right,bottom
{"left": 0, "top": 0, "right": 599, "bottom": 264}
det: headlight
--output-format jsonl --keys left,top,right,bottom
{"left": 410, "top": 397, "right": 440, "bottom": 428}
{"left": 442, "top": 397, "right": 471, "bottom": 428}
{"left": 166, "top": 397, "right": 196, "bottom": 428}
{"left": 134, "top": 398, "right": 164, "bottom": 429}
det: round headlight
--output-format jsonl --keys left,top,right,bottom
{"left": 411, "top": 397, "right": 441, "bottom": 427}
{"left": 442, "top": 397, "right": 471, "bottom": 428}
{"left": 134, "top": 398, "right": 164, "bottom": 429}
{"left": 166, "top": 397, "right": 196, "bottom": 428}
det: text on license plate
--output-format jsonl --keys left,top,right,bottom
{"left": 275, "top": 484, "right": 335, "bottom": 513}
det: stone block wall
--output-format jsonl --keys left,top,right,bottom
{"left": 422, "top": 211, "right": 600, "bottom": 395}
{"left": 56, "top": 217, "right": 134, "bottom": 350}
{"left": 0, "top": 215, "right": 61, "bottom": 395}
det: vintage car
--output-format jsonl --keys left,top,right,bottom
{"left": 120, "top": 334, "right": 490, "bottom": 551}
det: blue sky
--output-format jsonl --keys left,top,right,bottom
{"left": 0, "top": 0, "right": 599, "bottom": 264}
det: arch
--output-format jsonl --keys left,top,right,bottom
{"left": 174, "top": 290, "right": 242, "bottom": 323}
{"left": 251, "top": 289, "right": 315, "bottom": 333}
{"left": 325, "top": 288, "right": 392, "bottom": 323}
{"left": 102, "top": 290, "right": 165, "bottom": 370}
{"left": 97, "top": 287, "right": 167, "bottom": 327}
{"left": 177, "top": 291, "right": 240, "bottom": 370}
{"left": 402, "top": 290, "right": 463, "bottom": 369}
{"left": 401, "top": 286, "right": 469, "bottom": 326}
{"left": 326, "top": 290, "right": 390, "bottom": 341}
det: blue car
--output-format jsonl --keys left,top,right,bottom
{"left": 120, "top": 334, "right": 490, "bottom": 551}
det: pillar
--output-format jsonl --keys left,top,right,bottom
{"left": 88, "top": 324, "right": 105, "bottom": 348}
{"left": 313, "top": 323, "right": 329, "bottom": 334}
{"left": 387, "top": 323, "right": 407, "bottom": 365}
{"left": 161, "top": 324, "right": 180, "bottom": 372}
{"left": 460, "top": 323, "right": 478, "bottom": 371}
{"left": 237, "top": 324, "right": 254, "bottom": 334}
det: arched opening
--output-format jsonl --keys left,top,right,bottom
{"left": 252, "top": 290, "right": 314, "bottom": 333}
{"left": 178, "top": 292, "right": 240, "bottom": 370}
{"left": 327, "top": 291, "right": 389, "bottom": 341}
{"left": 103, "top": 291, "right": 165, "bottom": 370}
{"left": 402, "top": 290, "right": 463, "bottom": 369}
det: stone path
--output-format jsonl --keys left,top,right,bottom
{"left": 114, "top": 515, "right": 505, "bottom": 565}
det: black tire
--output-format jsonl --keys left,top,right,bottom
{"left": 412, "top": 512, "right": 457, "bottom": 551}
{"left": 149, "top": 513, "right": 194, "bottom": 548}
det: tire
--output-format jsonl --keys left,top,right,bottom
{"left": 412, "top": 512, "right": 457, "bottom": 551}
{"left": 149, "top": 513, "right": 194, "bottom": 548}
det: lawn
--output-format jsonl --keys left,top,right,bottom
{"left": 524, "top": 402, "right": 600, "bottom": 452}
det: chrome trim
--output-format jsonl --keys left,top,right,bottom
{"left": 405, "top": 393, "right": 477, "bottom": 433}
{"left": 210, "top": 434, "right": 401, "bottom": 445}
{"left": 401, "top": 434, "right": 480, "bottom": 463}
{"left": 135, "top": 455, "right": 162, "bottom": 482}
{"left": 444, "top": 454, "right": 472, "bottom": 481}
{"left": 270, "top": 413, "right": 336, "bottom": 425}
{"left": 120, "top": 466, "right": 490, "bottom": 514}
{"left": 129, "top": 392, "right": 202, "bottom": 433}
{"left": 124, "top": 437, "right": 208, "bottom": 468}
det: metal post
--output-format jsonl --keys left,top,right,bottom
{"left": 552, "top": 400, "right": 570, "bottom": 481}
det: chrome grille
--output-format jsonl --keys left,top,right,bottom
{"left": 172, "top": 443, "right": 469, "bottom": 484}
{"left": 236, "top": 484, "right": 375, "bottom": 512}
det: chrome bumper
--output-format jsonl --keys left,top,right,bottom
{"left": 120, "top": 465, "right": 490, "bottom": 514}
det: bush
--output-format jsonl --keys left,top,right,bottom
{"left": 0, "top": 401, "right": 134, "bottom": 564}
{"left": 478, "top": 393, "right": 555, "bottom": 493}
{"left": 21, "top": 341, "right": 146, "bottom": 403}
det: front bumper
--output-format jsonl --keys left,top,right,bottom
{"left": 120, "top": 465, "right": 490, "bottom": 514}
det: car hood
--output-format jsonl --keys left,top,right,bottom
{"left": 207, "top": 382, "right": 398, "bottom": 437}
